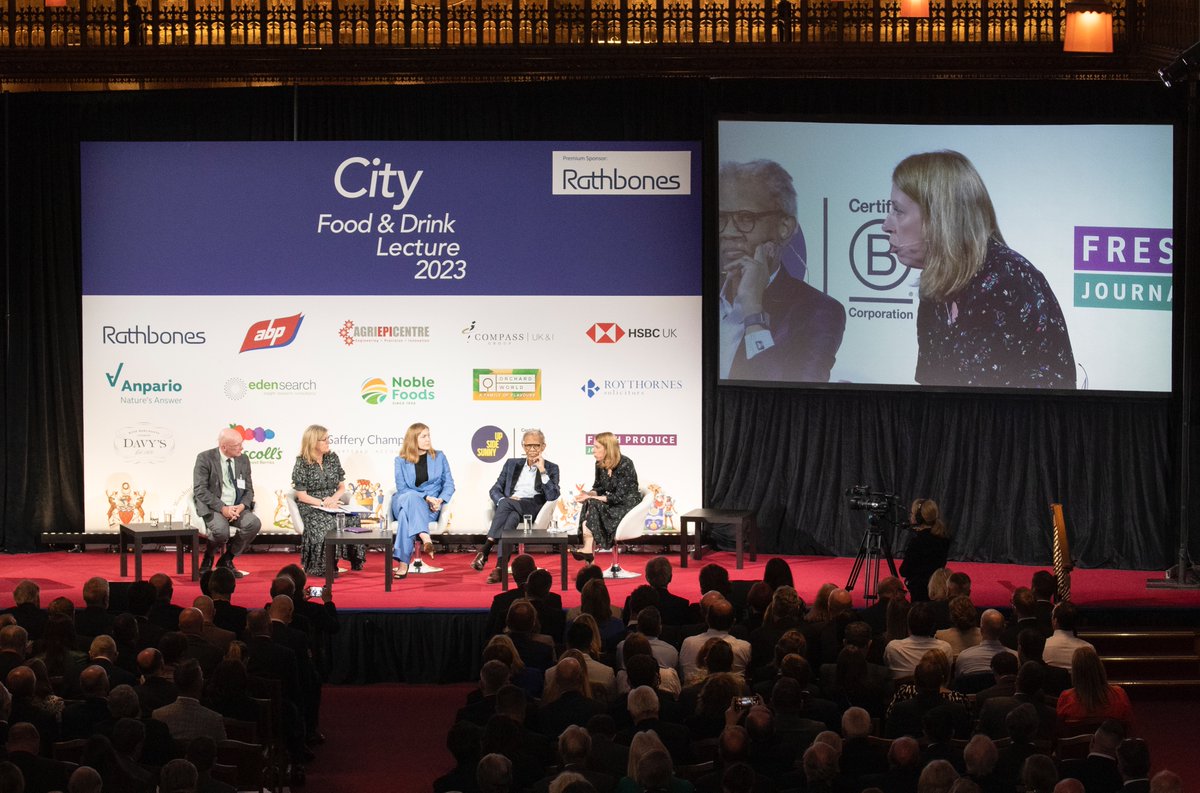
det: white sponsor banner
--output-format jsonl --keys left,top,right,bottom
{"left": 552, "top": 150, "right": 693, "bottom": 195}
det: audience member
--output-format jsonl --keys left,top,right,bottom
{"left": 152, "top": 658, "right": 227, "bottom": 743}
{"left": 934, "top": 597, "right": 980, "bottom": 660}
{"left": 1116, "top": 738, "right": 1151, "bottom": 793}
{"left": 1042, "top": 602, "right": 1093, "bottom": 670}
{"left": 953, "top": 609, "right": 1015, "bottom": 681}
{"left": 883, "top": 603, "right": 953, "bottom": 679}
{"left": 148, "top": 573, "right": 184, "bottom": 631}
{"left": 1000, "top": 588, "right": 1042, "bottom": 649}
{"left": 1058, "top": 719, "right": 1125, "bottom": 793}
{"left": 679, "top": 599, "right": 751, "bottom": 681}
{"left": 1056, "top": 646, "right": 1133, "bottom": 732}
{"left": 191, "top": 596, "right": 236, "bottom": 656}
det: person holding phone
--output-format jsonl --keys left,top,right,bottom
{"left": 391, "top": 422, "right": 455, "bottom": 579}
{"left": 719, "top": 159, "right": 846, "bottom": 383}
{"left": 474, "top": 429, "right": 561, "bottom": 584}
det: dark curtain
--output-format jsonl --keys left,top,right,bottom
{"left": 0, "top": 78, "right": 1191, "bottom": 570}
{"left": 325, "top": 611, "right": 490, "bottom": 684}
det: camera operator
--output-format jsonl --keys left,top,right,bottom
{"left": 898, "top": 499, "right": 951, "bottom": 602}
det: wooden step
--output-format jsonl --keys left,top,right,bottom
{"left": 1101, "top": 655, "right": 1200, "bottom": 679}
{"left": 1081, "top": 629, "right": 1198, "bottom": 656}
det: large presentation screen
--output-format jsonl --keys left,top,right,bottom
{"left": 717, "top": 120, "right": 1173, "bottom": 393}
{"left": 82, "top": 141, "right": 701, "bottom": 534}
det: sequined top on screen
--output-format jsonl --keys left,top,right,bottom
{"left": 915, "top": 239, "right": 1076, "bottom": 388}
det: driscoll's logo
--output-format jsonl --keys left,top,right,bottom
{"left": 240, "top": 313, "right": 304, "bottom": 353}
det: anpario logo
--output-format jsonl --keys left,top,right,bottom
{"left": 240, "top": 313, "right": 304, "bottom": 353}
{"left": 587, "top": 323, "right": 625, "bottom": 343}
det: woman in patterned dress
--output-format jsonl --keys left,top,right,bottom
{"left": 882, "top": 150, "right": 1076, "bottom": 389}
{"left": 571, "top": 431, "right": 640, "bottom": 561}
{"left": 292, "top": 424, "right": 364, "bottom": 577}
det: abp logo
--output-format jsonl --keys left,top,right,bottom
{"left": 586, "top": 323, "right": 625, "bottom": 343}
{"left": 360, "top": 378, "right": 389, "bottom": 405}
{"left": 240, "top": 313, "right": 304, "bottom": 353}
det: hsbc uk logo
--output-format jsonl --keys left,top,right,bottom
{"left": 585, "top": 323, "right": 678, "bottom": 343}
{"left": 240, "top": 313, "right": 304, "bottom": 353}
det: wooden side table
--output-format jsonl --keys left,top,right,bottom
{"left": 679, "top": 508, "right": 759, "bottom": 570}
{"left": 119, "top": 521, "right": 200, "bottom": 581}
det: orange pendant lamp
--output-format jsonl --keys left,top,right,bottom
{"left": 1063, "top": 0, "right": 1113, "bottom": 53}
{"left": 899, "top": 0, "right": 930, "bottom": 18}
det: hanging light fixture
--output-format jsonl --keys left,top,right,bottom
{"left": 899, "top": 0, "right": 930, "bottom": 18}
{"left": 1063, "top": 0, "right": 1113, "bottom": 53}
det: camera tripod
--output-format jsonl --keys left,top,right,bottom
{"left": 845, "top": 514, "right": 899, "bottom": 604}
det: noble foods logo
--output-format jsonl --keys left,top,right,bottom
{"left": 229, "top": 423, "right": 283, "bottom": 462}
{"left": 113, "top": 423, "right": 175, "bottom": 464}
{"left": 472, "top": 426, "right": 509, "bottom": 462}
{"left": 581, "top": 377, "right": 685, "bottom": 398}
{"left": 473, "top": 369, "right": 542, "bottom": 401}
{"left": 105, "top": 362, "right": 183, "bottom": 405}
{"left": 339, "top": 319, "right": 431, "bottom": 347}
{"left": 586, "top": 322, "right": 678, "bottom": 343}
{"left": 1074, "top": 226, "right": 1172, "bottom": 311}
{"left": 240, "top": 313, "right": 304, "bottom": 353}
{"left": 461, "top": 320, "right": 554, "bottom": 345}
{"left": 552, "top": 150, "right": 693, "bottom": 196}
{"left": 103, "top": 325, "right": 206, "bottom": 345}
{"left": 224, "top": 376, "right": 317, "bottom": 400}
{"left": 360, "top": 375, "right": 437, "bottom": 405}
{"left": 583, "top": 432, "right": 678, "bottom": 453}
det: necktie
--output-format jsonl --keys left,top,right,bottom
{"left": 227, "top": 459, "right": 243, "bottom": 504}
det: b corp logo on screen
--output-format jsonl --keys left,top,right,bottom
{"left": 586, "top": 323, "right": 678, "bottom": 343}
{"left": 240, "top": 313, "right": 304, "bottom": 353}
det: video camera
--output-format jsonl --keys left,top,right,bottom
{"left": 845, "top": 485, "right": 900, "bottom": 513}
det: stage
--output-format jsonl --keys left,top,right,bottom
{"left": 3, "top": 549, "right": 1198, "bottom": 683}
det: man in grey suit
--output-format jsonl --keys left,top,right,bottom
{"left": 193, "top": 427, "right": 261, "bottom": 576}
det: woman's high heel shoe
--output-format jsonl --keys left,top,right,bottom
{"left": 570, "top": 549, "right": 594, "bottom": 563}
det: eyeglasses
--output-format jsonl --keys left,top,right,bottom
{"left": 719, "top": 210, "right": 786, "bottom": 234}
{"left": 523, "top": 443, "right": 544, "bottom": 449}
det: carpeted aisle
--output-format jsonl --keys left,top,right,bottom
{"left": 308, "top": 682, "right": 474, "bottom": 791}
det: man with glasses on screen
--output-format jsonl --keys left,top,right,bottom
{"left": 473, "top": 429, "right": 561, "bottom": 584}
{"left": 719, "top": 159, "right": 845, "bottom": 382}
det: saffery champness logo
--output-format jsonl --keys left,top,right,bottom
{"left": 240, "top": 313, "right": 304, "bottom": 353}
{"left": 339, "top": 319, "right": 430, "bottom": 346}
{"left": 1073, "top": 226, "right": 1173, "bottom": 311}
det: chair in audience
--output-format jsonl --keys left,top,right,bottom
{"left": 216, "top": 738, "right": 268, "bottom": 792}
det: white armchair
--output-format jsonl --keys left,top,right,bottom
{"left": 603, "top": 488, "right": 657, "bottom": 579}
{"left": 384, "top": 489, "right": 454, "bottom": 572}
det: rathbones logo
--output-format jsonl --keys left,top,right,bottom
{"left": 581, "top": 377, "right": 685, "bottom": 398}
{"left": 228, "top": 423, "right": 283, "bottom": 462}
{"left": 113, "top": 423, "right": 175, "bottom": 463}
{"left": 586, "top": 323, "right": 677, "bottom": 342}
{"left": 473, "top": 369, "right": 542, "bottom": 401}
{"left": 240, "top": 313, "right": 304, "bottom": 353}
{"left": 471, "top": 426, "right": 509, "bottom": 462}
{"left": 339, "top": 320, "right": 430, "bottom": 347}
{"left": 1074, "top": 226, "right": 1173, "bottom": 311}
{"left": 102, "top": 325, "right": 206, "bottom": 345}
{"left": 360, "top": 375, "right": 437, "bottom": 405}
{"left": 552, "top": 150, "right": 693, "bottom": 196}
{"left": 583, "top": 433, "right": 678, "bottom": 453}
{"left": 105, "top": 362, "right": 184, "bottom": 404}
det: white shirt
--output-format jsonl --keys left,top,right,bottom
{"left": 883, "top": 635, "right": 954, "bottom": 679}
{"left": 219, "top": 451, "right": 238, "bottom": 505}
{"left": 953, "top": 639, "right": 1017, "bottom": 678}
{"left": 718, "top": 269, "right": 779, "bottom": 378}
{"left": 1043, "top": 630, "right": 1094, "bottom": 669}
{"left": 678, "top": 629, "right": 752, "bottom": 682}
{"left": 512, "top": 462, "right": 539, "bottom": 500}
{"left": 616, "top": 635, "right": 679, "bottom": 672}
{"left": 615, "top": 666, "right": 682, "bottom": 696}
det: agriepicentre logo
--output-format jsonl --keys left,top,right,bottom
{"left": 360, "top": 375, "right": 437, "bottom": 405}
{"left": 586, "top": 323, "right": 678, "bottom": 343}
{"left": 240, "top": 313, "right": 304, "bottom": 353}
{"left": 228, "top": 423, "right": 283, "bottom": 462}
{"left": 1074, "top": 226, "right": 1173, "bottom": 311}
{"left": 339, "top": 319, "right": 430, "bottom": 347}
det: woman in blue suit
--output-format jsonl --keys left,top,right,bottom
{"left": 391, "top": 423, "right": 455, "bottom": 578}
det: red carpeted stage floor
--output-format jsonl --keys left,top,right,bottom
{"left": 2, "top": 549, "right": 1199, "bottom": 614}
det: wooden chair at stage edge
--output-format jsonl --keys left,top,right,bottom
{"left": 1050, "top": 503, "right": 1074, "bottom": 601}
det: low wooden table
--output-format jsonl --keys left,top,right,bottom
{"left": 497, "top": 529, "right": 569, "bottom": 591}
{"left": 679, "top": 508, "right": 759, "bottom": 570}
{"left": 119, "top": 521, "right": 200, "bottom": 581}
{"left": 323, "top": 525, "right": 395, "bottom": 594}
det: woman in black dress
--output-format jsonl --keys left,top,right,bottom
{"left": 571, "top": 432, "right": 640, "bottom": 561}
{"left": 291, "top": 424, "right": 365, "bottom": 578}
{"left": 898, "top": 498, "right": 951, "bottom": 602}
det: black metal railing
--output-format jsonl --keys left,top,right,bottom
{"left": 2, "top": 0, "right": 1137, "bottom": 48}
